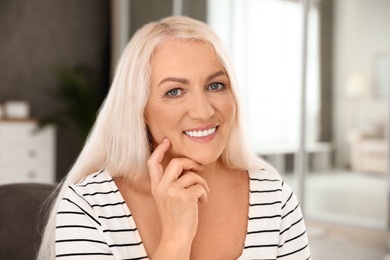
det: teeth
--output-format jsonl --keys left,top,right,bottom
{"left": 185, "top": 127, "right": 216, "bottom": 137}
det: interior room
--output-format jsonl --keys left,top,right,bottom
{"left": 0, "top": 0, "right": 389, "bottom": 259}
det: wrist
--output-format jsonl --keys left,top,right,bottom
{"left": 152, "top": 236, "right": 192, "bottom": 260}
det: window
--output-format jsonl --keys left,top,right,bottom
{"left": 207, "top": 0, "right": 320, "bottom": 150}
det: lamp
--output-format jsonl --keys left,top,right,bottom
{"left": 345, "top": 73, "right": 369, "bottom": 129}
{"left": 345, "top": 73, "right": 369, "bottom": 98}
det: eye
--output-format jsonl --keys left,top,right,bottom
{"left": 208, "top": 82, "right": 225, "bottom": 91}
{"left": 166, "top": 88, "right": 183, "bottom": 97}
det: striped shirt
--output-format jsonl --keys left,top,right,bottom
{"left": 55, "top": 169, "right": 311, "bottom": 259}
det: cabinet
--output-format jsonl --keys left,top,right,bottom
{"left": 0, "top": 120, "right": 56, "bottom": 184}
{"left": 347, "top": 128, "right": 387, "bottom": 174}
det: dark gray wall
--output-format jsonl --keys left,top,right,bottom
{"left": 130, "top": 0, "right": 173, "bottom": 36}
{"left": 319, "top": 0, "right": 334, "bottom": 142}
{"left": 183, "top": 0, "right": 207, "bottom": 21}
{"left": 0, "top": 0, "right": 110, "bottom": 181}
{"left": 0, "top": 0, "right": 206, "bottom": 181}
{"left": 129, "top": 0, "right": 207, "bottom": 37}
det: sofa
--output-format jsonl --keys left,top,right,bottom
{"left": 0, "top": 182, "right": 56, "bottom": 260}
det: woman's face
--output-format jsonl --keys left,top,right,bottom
{"left": 145, "top": 39, "right": 237, "bottom": 166}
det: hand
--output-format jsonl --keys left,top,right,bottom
{"left": 147, "top": 138, "right": 209, "bottom": 246}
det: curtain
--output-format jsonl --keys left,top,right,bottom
{"left": 207, "top": 0, "right": 320, "bottom": 150}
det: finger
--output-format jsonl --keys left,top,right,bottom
{"left": 147, "top": 138, "right": 171, "bottom": 184}
{"left": 162, "top": 158, "right": 204, "bottom": 183}
{"left": 186, "top": 184, "right": 208, "bottom": 204}
{"left": 172, "top": 172, "right": 210, "bottom": 194}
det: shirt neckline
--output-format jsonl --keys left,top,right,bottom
{"left": 109, "top": 170, "right": 255, "bottom": 259}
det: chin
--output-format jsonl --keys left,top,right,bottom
{"left": 188, "top": 153, "right": 222, "bottom": 166}
{"left": 169, "top": 143, "right": 224, "bottom": 164}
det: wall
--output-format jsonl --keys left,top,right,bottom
{"left": 130, "top": 0, "right": 173, "bottom": 36}
{"left": 129, "top": 0, "right": 206, "bottom": 36}
{"left": 319, "top": 0, "right": 334, "bottom": 142}
{"left": 110, "top": 0, "right": 207, "bottom": 78}
{"left": 0, "top": 0, "right": 110, "bottom": 180}
{"left": 333, "top": 0, "right": 390, "bottom": 167}
{"left": 0, "top": 0, "right": 207, "bottom": 181}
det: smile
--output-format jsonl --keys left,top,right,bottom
{"left": 184, "top": 127, "right": 217, "bottom": 137}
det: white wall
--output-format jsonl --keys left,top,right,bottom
{"left": 333, "top": 0, "right": 390, "bottom": 167}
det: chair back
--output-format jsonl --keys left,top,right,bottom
{"left": 0, "top": 182, "right": 56, "bottom": 260}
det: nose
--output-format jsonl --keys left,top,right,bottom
{"left": 187, "top": 92, "right": 215, "bottom": 120}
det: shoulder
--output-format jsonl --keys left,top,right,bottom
{"left": 248, "top": 168, "right": 283, "bottom": 191}
{"left": 248, "top": 169, "right": 297, "bottom": 208}
{"left": 248, "top": 168, "right": 282, "bottom": 181}
{"left": 244, "top": 169, "right": 310, "bottom": 258}
{"left": 62, "top": 169, "right": 123, "bottom": 212}
{"left": 56, "top": 170, "right": 145, "bottom": 258}
{"left": 248, "top": 169, "right": 306, "bottom": 231}
{"left": 56, "top": 170, "right": 119, "bottom": 237}
{"left": 74, "top": 169, "right": 114, "bottom": 190}
{"left": 249, "top": 168, "right": 294, "bottom": 187}
{"left": 66, "top": 170, "right": 116, "bottom": 196}
{"left": 59, "top": 169, "right": 130, "bottom": 230}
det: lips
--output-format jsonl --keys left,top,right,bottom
{"left": 184, "top": 126, "right": 217, "bottom": 137}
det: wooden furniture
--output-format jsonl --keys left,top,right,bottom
{"left": 0, "top": 120, "right": 56, "bottom": 184}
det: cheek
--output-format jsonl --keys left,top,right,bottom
{"left": 146, "top": 117, "right": 165, "bottom": 144}
{"left": 223, "top": 98, "right": 237, "bottom": 124}
{"left": 145, "top": 106, "right": 161, "bottom": 142}
{"left": 145, "top": 105, "right": 180, "bottom": 144}
{"left": 222, "top": 100, "right": 238, "bottom": 141}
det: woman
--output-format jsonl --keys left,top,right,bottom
{"left": 38, "top": 16, "right": 311, "bottom": 259}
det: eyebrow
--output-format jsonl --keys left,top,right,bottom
{"left": 157, "top": 70, "right": 226, "bottom": 87}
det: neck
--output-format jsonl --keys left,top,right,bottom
{"left": 197, "top": 158, "right": 228, "bottom": 182}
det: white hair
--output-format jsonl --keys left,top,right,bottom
{"left": 37, "top": 16, "right": 274, "bottom": 260}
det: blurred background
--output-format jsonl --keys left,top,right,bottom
{"left": 0, "top": 0, "right": 390, "bottom": 259}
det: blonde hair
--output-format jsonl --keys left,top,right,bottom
{"left": 38, "top": 16, "right": 273, "bottom": 260}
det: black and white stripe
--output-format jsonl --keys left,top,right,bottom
{"left": 55, "top": 169, "right": 310, "bottom": 259}
{"left": 55, "top": 171, "right": 148, "bottom": 259}
{"left": 240, "top": 171, "right": 311, "bottom": 259}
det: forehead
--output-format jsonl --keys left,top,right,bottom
{"left": 151, "top": 39, "right": 223, "bottom": 74}
{"left": 154, "top": 38, "right": 215, "bottom": 57}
